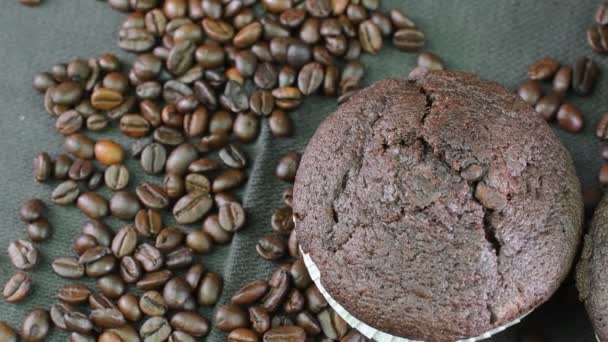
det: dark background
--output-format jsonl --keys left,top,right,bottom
{"left": 0, "top": 0, "right": 602, "bottom": 341}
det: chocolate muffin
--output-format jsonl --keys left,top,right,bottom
{"left": 293, "top": 71, "right": 583, "bottom": 342}
{"left": 577, "top": 196, "right": 608, "bottom": 342}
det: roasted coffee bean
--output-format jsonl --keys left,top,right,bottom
{"left": 88, "top": 293, "right": 116, "bottom": 310}
{"left": 298, "top": 62, "right": 324, "bottom": 95}
{"left": 119, "top": 114, "right": 150, "bottom": 138}
{"left": 205, "top": 68, "right": 227, "bottom": 87}
{"left": 166, "top": 143, "right": 199, "bottom": 175}
{"left": 82, "top": 220, "right": 113, "bottom": 246}
{"left": 167, "top": 41, "right": 196, "bottom": 76}
{"left": 155, "top": 227, "right": 184, "bottom": 253}
{"left": 236, "top": 50, "right": 258, "bottom": 78}
{"left": 50, "top": 302, "right": 72, "bottom": 330}
{"left": 57, "top": 283, "right": 90, "bottom": 304}
{"left": 65, "top": 313, "right": 93, "bottom": 335}
{"left": 263, "top": 269, "right": 291, "bottom": 312}
{"left": 90, "top": 308, "right": 126, "bottom": 329}
{"left": 140, "top": 143, "right": 167, "bottom": 175}
{"left": 535, "top": 94, "right": 561, "bottom": 121}
{"left": 528, "top": 56, "right": 560, "bottom": 80}
{"left": 271, "top": 206, "right": 294, "bottom": 235}
{"left": 273, "top": 86, "right": 302, "bottom": 109}
{"left": 154, "top": 125, "right": 185, "bottom": 146}
{"left": 305, "top": 285, "right": 328, "bottom": 313}
{"left": 393, "top": 28, "right": 425, "bottom": 51}
{"left": 341, "top": 330, "right": 366, "bottom": 342}
{"left": 33, "top": 152, "right": 53, "bottom": 183}
{"left": 186, "top": 230, "right": 213, "bottom": 254}
{"left": 214, "top": 304, "right": 249, "bottom": 332}
{"left": 53, "top": 256, "right": 85, "bottom": 278}
{"left": 52, "top": 81, "right": 83, "bottom": 106}
{"left": 286, "top": 41, "right": 312, "bottom": 67}
{"left": 282, "top": 187, "right": 293, "bottom": 207}
{"left": 68, "top": 332, "right": 95, "bottom": 342}
{"left": 202, "top": 18, "right": 235, "bottom": 42}
{"left": 91, "top": 88, "right": 124, "bottom": 110}
{"left": 50, "top": 63, "right": 69, "bottom": 82}
{"left": 325, "top": 35, "right": 348, "bottom": 56}
{"left": 164, "top": 277, "right": 194, "bottom": 309}
{"left": 189, "top": 158, "right": 221, "bottom": 173}
{"left": 202, "top": 214, "right": 233, "bottom": 244}
{"left": 268, "top": 110, "right": 293, "bottom": 137}
{"left": 163, "top": 80, "right": 194, "bottom": 104}
{"left": 209, "top": 110, "right": 234, "bottom": 134}
{"left": 264, "top": 326, "right": 305, "bottom": 341}
{"left": 227, "top": 328, "right": 258, "bottom": 342}
{"left": 176, "top": 95, "right": 199, "bottom": 113}
{"left": 201, "top": 0, "right": 222, "bottom": 19}
{"left": 135, "top": 243, "right": 164, "bottom": 272}
{"left": 256, "top": 235, "right": 287, "bottom": 260}
{"left": 137, "top": 183, "right": 170, "bottom": 209}
{"left": 598, "top": 113, "right": 608, "bottom": 140}
{"left": 277, "top": 66, "right": 296, "bottom": 88}
{"left": 119, "top": 27, "right": 155, "bottom": 52}
{"left": 19, "top": 198, "right": 45, "bottom": 223}
{"left": 185, "top": 173, "right": 211, "bottom": 193}
{"left": 276, "top": 152, "right": 301, "bottom": 182}
{"left": 33, "top": 72, "right": 56, "bottom": 93}
{"left": 557, "top": 103, "right": 584, "bottom": 133}
{"left": 68, "top": 159, "right": 93, "bottom": 181}
{"left": 21, "top": 309, "right": 51, "bottom": 341}
{"left": 193, "top": 81, "right": 218, "bottom": 110}
{"left": 572, "top": 57, "right": 599, "bottom": 96}
{"left": 86, "top": 114, "right": 109, "bottom": 131}
{"left": 107, "top": 95, "right": 136, "bottom": 121}
{"left": 291, "top": 258, "right": 312, "bottom": 289}
{"left": 284, "top": 290, "right": 305, "bottom": 314}
{"left": 358, "top": 20, "right": 382, "bottom": 54}
{"left": 320, "top": 18, "right": 341, "bottom": 36}
{"left": 3, "top": 271, "right": 31, "bottom": 303}
{"left": 233, "top": 112, "right": 260, "bottom": 142}
{"left": 137, "top": 270, "right": 173, "bottom": 290}
{"left": 597, "top": 1, "right": 608, "bottom": 25}
{"left": 254, "top": 63, "right": 278, "bottom": 90}
{"left": 247, "top": 306, "right": 270, "bottom": 334}
{"left": 55, "top": 110, "right": 84, "bottom": 136}
{"left": 389, "top": 8, "right": 415, "bottom": 28}
{"left": 371, "top": 12, "right": 393, "bottom": 36}
{"left": 213, "top": 168, "right": 246, "bottom": 192}
{"left": 77, "top": 192, "right": 109, "bottom": 219}
{"left": 94, "top": 140, "right": 124, "bottom": 166}
{"left": 233, "top": 21, "right": 263, "bottom": 49}
{"left": 249, "top": 89, "right": 274, "bottom": 116}
{"left": 183, "top": 107, "right": 209, "bottom": 137}
{"left": 79, "top": 245, "right": 112, "bottom": 264}
{"left": 196, "top": 272, "right": 223, "bottom": 307}
{"left": 184, "top": 264, "right": 206, "bottom": 290}
{"left": 137, "top": 81, "right": 162, "bottom": 100}
{"left": 271, "top": 314, "right": 294, "bottom": 328}
{"left": 600, "top": 164, "right": 608, "bottom": 185}
{"left": 8, "top": 239, "right": 37, "bottom": 270}
{"left": 161, "top": 104, "right": 184, "bottom": 128}
{"left": 85, "top": 255, "right": 117, "bottom": 278}
{"left": 232, "top": 280, "right": 268, "bottom": 305}
{"left": 140, "top": 290, "right": 168, "bottom": 316}
{"left": 553, "top": 65, "right": 572, "bottom": 95}
{"left": 120, "top": 255, "right": 143, "bottom": 283}
{"left": 296, "top": 311, "right": 321, "bottom": 335}
{"left": 218, "top": 145, "right": 246, "bottom": 169}
{"left": 218, "top": 201, "right": 246, "bottom": 232}
{"left": 166, "top": 246, "right": 194, "bottom": 269}
{"left": 135, "top": 208, "right": 163, "bottom": 237}
{"left": 195, "top": 45, "right": 226, "bottom": 69}
{"left": 417, "top": 51, "right": 444, "bottom": 70}
{"left": 53, "top": 154, "right": 73, "bottom": 180}
{"left": 117, "top": 294, "right": 142, "bottom": 322}
{"left": 141, "top": 316, "right": 172, "bottom": 341}
{"left": 587, "top": 24, "right": 608, "bottom": 53}
{"left": 63, "top": 133, "right": 94, "bottom": 159}
{"left": 102, "top": 72, "right": 129, "bottom": 94}
{"left": 300, "top": 18, "right": 321, "bottom": 44}
{"left": 167, "top": 312, "right": 209, "bottom": 338}
{"left": 0, "top": 322, "right": 17, "bottom": 342}
{"left": 97, "top": 274, "right": 126, "bottom": 299}
{"left": 104, "top": 165, "right": 130, "bottom": 191}
{"left": 111, "top": 226, "right": 138, "bottom": 258}
{"left": 173, "top": 192, "right": 213, "bottom": 224}
{"left": 221, "top": 80, "right": 250, "bottom": 112}
{"left": 26, "top": 218, "right": 52, "bottom": 242}
{"left": 73, "top": 234, "right": 98, "bottom": 256}
{"left": 288, "top": 230, "right": 300, "bottom": 259}
{"left": 517, "top": 80, "right": 542, "bottom": 106}
{"left": 163, "top": 173, "right": 185, "bottom": 199}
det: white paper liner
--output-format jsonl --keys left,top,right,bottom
{"left": 302, "top": 251, "right": 531, "bottom": 342}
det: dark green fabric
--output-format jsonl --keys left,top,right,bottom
{"left": 0, "top": 0, "right": 602, "bottom": 340}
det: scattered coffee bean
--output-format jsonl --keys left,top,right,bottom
{"left": 572, "top": 57, "right": 599, "bottom": 96}
{"left": 8, "top": 239, "right": 38, "bottom": 270}
{"left": 214, "top": 304, "right": 249, "bottom": 332}
{"left": 557, "top": 103, "right": 584, "bottom": 133}
{"left": 3, "top": 271, "right": 31, "bottom": 303}
{"left": 534, "top": 94, "right": 561, "bottom": 121}
{"left": 26, "top": 218, "right": 52, "bottom": 242}
{"left": 276, "top": 151, "right": 301, "bottom": 182}
{"left": 21, "top": 309, "right": 51, "bottom": 341}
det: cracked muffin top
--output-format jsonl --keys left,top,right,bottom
{"left": 293, "top": 71, "right": 583, "bottom": 342}
{"left": 577, "top": 196, "right": 608, "bottom": 342}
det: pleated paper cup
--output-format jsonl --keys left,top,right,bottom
{"left": 302, "top": 251, "right": 532, "bottom": 342}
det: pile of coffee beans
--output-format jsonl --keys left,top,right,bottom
{"left": 5, "top": 0, "right": 434, "bottom": 340}
{"left": 516, "top": 56, "right": 599, "bottom": 134}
